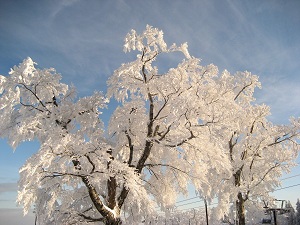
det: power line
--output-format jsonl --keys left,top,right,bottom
{"left": 176, "top": 196, "right": 202, "bottom": 204}
{"left": 280, "top": 173, "right": 300, "bottom": 181}
{"left": 180, "top": 203, "right": 218, "bottom": 211}
{"left": 174, "top": 183, "right": 300, "bottom": 209}
{"left": 155, "top": 196, "right": 203, "bottom": 209}
{"left": 174, "top": 173, "right": 300, "bottom": 205}
{"left": 155, "top": 202, "right": 218, "bottom": 215}
{"left": 176, "top": 200, "right": 204, "bottom": 208}
{"left": 273, "top": 183, "right": 300, "bottom": 191}
{"left": 154, "top": 183, "right": 300, "bottom": 216}
{"left": 155, "top": 178, "right": 300, "bottom": 211}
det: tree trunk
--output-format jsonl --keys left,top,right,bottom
{"left": 236, "top": 192, "right": 246, "bottom": 225}
{"left": 105, "top": 217, "right": 122, "bottom": 225}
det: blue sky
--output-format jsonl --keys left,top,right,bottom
{"left": 0, "top": 0, "right": 299, "bottom": 224}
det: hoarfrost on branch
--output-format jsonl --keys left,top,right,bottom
{"left": 0, "top": 25, "right": 299, "bottom": 225}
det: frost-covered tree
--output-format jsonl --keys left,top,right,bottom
{"left": 209, "top": 77, "right": 300, "bottom": 225}
{"left": 0, "top": 25, "right": 231, "bottom": 225}
{"left": 296, "top": 199, "right": 300, "bottom": 225}
{"left": 285, "top": 201, "right": 296, "bottom": 225}
{"left": 0, "top": 26, "right": 299, "bottom": 225}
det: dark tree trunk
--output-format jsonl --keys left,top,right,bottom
{"left": 236, "top": 192, "right": 246, "bottom": 225}
{"left": 234, "top": 166, "right": 246, "bottom": 225}
{"left": 105, "top": 217, "right": 122, "bottom": 225}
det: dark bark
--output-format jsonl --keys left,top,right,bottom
{"left": 81, "top": 176, "right": 113, "bottom": 218}
{"left": 106, "top": 151, "right": 117, "bottom": 210}
{"left": 70, "top": 159, "right": 121, "bottom": 224}
{"left": 104, "top": 217, "right": 122, "bottom": 225}
{"left": 234, "top": 168, "right": 246, "bottom": 225}
{"left": 236, "top": 192, "right": 246, "bottom": 225}
{"left": 107, "top": 177, "right": 117, "bottom": 209}
{"left": 136, "top": 91, "right": 154, "bottom": 173}
{"left": 81, "top": 176, "right": 122, "bottom": 225}
{"left": 117, "top": 187, "right": 129, "bottom": 209}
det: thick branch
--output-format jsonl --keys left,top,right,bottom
{"left": 70, "top": 159, "right": 115, "bottom": 220}
{"left": 106, "top": 151, "right": 117, "bottom": 209}
{"left": 81, "top": 176, "right": 115, "bottom": 219}
{"left": 234, "top": 166, "right": 244, "bottom": 187}
{"left": 136, "top": 92, "right": 154, "bottom": 173}
{"left": 229, "top": 131, "right": 238, "bottom": 162}
{"left": 125, "top": 130, "right": 134, "bottom": 166}
{"left": 117, "top": 186, "right": 130, "bottom": 209}
{"left": 107, "top": 177, "right": 117, "bottom": 209}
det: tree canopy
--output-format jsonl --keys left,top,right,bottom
{"left": 0, "top": 25, "right": 299, "bottom": 225}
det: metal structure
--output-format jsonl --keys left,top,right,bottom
{"left": 262, "top": 199, "right": 293, "bottom": 225}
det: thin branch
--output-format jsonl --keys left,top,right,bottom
{"left": 85, "top": 154, "right": 96, "bottom": 174}
{"left": 234, "top": 82, "right": 253, "bottom": 101}
{"left": 77, "top": 213, "right": 104, "bottom": 222}
{"left": 20, "top": 101, "right": 44, "bottom": 112}
{"left": 144, "top": 163, "right": 203, "bottom": 179}
{"left": 164, "top": 129, "right": 195, "bottom": 148}
{"left": 41, "top": 171, "right": 85, "bottom": 180}
{"left": 268, "top": 133, "right": 298, "bottom": 147}
{"left": 18, "top": 82, "right": 51, "bottom": 113}
{"left": 158, "top": 124, "right": 172, "bottom": 141}
{"left": 252, "top": 163, "right": 280, "bottom": 188}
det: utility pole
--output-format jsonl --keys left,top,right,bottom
{"left": 204, "top": 197, "right": 209, "bottom": 225}
{"left": 272, "top": 210, "right": 277, "bottom": 225}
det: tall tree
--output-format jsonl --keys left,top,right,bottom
{"left": 0, "top": 26, "right": 232, "bottom": 224}
{"left": 0, "top": 26, "right": 299, "bottom": 224}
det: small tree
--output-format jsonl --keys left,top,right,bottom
{"left": 210, "top": 95, "right": 299, "bottom": 225}
{"left": 285, "top": 201, "right": 296, "bottom": 225}
{"left": 296, "top": 199, "right": 300, "bottom": 225}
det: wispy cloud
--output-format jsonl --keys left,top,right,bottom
{"left": 50, "top": 0, "right": 81, "bottom": 19}
{"left": 1, "top": 0, "right": 299, "bottom": 119}
{"left": 1, "top": 0, "right": 299, "bottom": 116}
